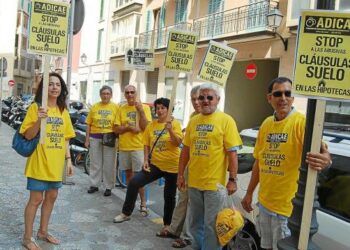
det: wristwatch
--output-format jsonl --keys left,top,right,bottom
{"left": 228, "top": 177, "right": 238, "bottom": 183}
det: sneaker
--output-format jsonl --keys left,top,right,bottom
{"left": 87, "top": 186, "right": 99, "bottom": 194}
{"left": 104, "top": 189, "right": 111, "bottom": 196}
{"left": 113, "top": 213, "right": 130, "bottom": 223}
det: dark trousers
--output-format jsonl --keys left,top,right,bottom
{"left": 122, "top": 164, "right": 178, "bottom": 225}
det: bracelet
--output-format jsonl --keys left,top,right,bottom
{"left": 65, "top": 157, "right": 71, "bottom": 160}
{"left": 228, "top": 177, "right": 238, "bottom": 183}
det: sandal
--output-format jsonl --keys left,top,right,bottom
{"left": 172, "top": 238, "right": 191, "bottom": 248}
{"left": 22, "top": 237, "right": 41, "bottom": 250}
{"left": 36, "top": 232, "right": 60, "bottom": 245}
{"left": 139, "top": 205, "right": 149, "bottom": 217}
{"left": 156, "top": 227, "right": 177, "bottom": 238}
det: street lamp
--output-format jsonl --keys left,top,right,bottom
{"left": 80, "top": 53, "right": 87, "bottom": 65}
{"left": 267, "top": 8, "right": 288, "bottom": 51}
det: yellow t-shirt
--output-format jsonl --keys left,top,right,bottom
{"left": 254, "top": 111, "right": 306, "bottom": 217}
{"left": 86, "top": 102, "right": 119, "bottom": 134}
{"left": 20, "top": 103, "right": 76, "bottom": 181}
{"left": 115, "top": 103, "right": 152, "bottom": 151}
{"left": 143, "top": 120, "right": 183, "bottom": 173}
{"left": 183, "top": 111, "right": 242, "bottom": 190}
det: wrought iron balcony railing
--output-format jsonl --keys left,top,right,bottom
{"left": 138, "top": 22, "right": 192, "bottom": 49}
{"left": 110, "top": 36, "right": 138, "bottom": 56}
{"left": 193, "top": 0, "right": 272, "bottom": 41}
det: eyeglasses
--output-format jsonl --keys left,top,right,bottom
{"left": 270, "top": 91, "right": 292, "bottom": 98}
{"left": 198, "top": 95, "right": 214, "bottom": 101}
{"left": 125, "top": 91, "right": 135, "bottom": 95}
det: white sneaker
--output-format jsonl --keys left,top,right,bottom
{"left": 113, "top": 213, "right": 130, "bottom": 223}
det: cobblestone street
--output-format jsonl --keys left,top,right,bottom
{"left": 0, "top": 122, "right": 190, "bottom": 250}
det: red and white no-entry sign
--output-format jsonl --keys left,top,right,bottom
{"left": 8, "top": 80, "right": 15, "bottom": 87}
{"left": 245, "top": 63, "right": 257, "bottom": 80}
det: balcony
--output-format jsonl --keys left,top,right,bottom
{"left": 193, "top": 0, "right": 273, "bottom": 41}
{"left": 113, "top": 0, "right": 143, "bottom": 17}
{"left": 138, "top": 22, "right": 192, "bottom": 49}
{"left": 110, "top": 36, "right": 138, "bottom": 57}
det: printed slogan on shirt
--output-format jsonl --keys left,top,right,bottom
{"left": 261, "top": 133, "right": 288, "bottom": 176}
{"left": 28, "top": 0, "right": 69, "bottom": 56}
{"left": 293, "top": 10, "right": 350, "bottom": 100}
{"left": 164, "top": 30, "right": 198, "bottom": 73}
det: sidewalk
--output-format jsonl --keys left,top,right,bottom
{"left": 0, "top": 122, "right": 191, "bottom": 250}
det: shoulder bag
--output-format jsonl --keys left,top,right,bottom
{"left": 12, "top": 102, "right": 40, "bottom": 157}
{"left": 148, "top": 127, "right": 166, "bottom": 164}
{"left": 102, "top": 132, "right": 117, "bottom": 147}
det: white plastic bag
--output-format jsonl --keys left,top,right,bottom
{"left": 216, "top": 184, "right": 244, "bottom": 246}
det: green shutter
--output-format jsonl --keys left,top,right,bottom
{"left": 100, "top": 0, "right": 104, "bottom": 20}
{"left": 97, "top": 29, "right": 104, "bottom": 61}
{"left": 175, "top": 0, "right": 188, "bottom": 24}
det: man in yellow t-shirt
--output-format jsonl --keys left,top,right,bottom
{"left": 241, "top": 77, "right": 332, "bottom": 250}
{"left": 177, "top": 83, "right": 242, "bottom": 250}
{"left": 114, "top": 85, "right": 152, "bottom": 214}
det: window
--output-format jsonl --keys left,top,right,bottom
{"left": 20, "top": 57, "right": 26, "bottom": 70}
{"left": 164, "top": 75, "right": 187, "bottom": 123}
{"left": 99, "top": 0, "right": 104, "bottom": 20}
{"left": 27, "top": 58, "right": 32, "bottom": 72}
{"left": 207, "top": 0, "right": 224, "bottom": 37}
{"left": 287, "top": 0, "right": 348, "bottom": 26}
{"left": 157, "top": 4, "right": 166, "bottom": 47}
{"left": 143, "top": 10, "right": 152, "bottom": 48}
{"left": 339, "top": 0, "right": 350, "bottom": 10}
{"left": 318, "top": 134, "right": 350, "bottom": 222}
{"left": 23, "top": 15, "right": 29, "bottom": 29}
{"left": 175, "top": 0, "right": 188, "bottom": 24}
{"left": 96, "top": 29, "right": 104, "bottom": 61}
{"left": 92, "top": 80, "right": 102, "bottom": 104}
{"left": 21, "top": 36, "right": 27, "bottom": 49}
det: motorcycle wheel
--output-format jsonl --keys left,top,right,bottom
{"left": 224, "top": 222, "right": 261, "bottom": 250}
{"left": 116, "top": 167, "right": 127, "bottom": 188}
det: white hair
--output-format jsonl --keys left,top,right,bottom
{"left": 199, "top": 83, "right": 220, "bottom": 97}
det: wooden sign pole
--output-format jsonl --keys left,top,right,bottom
{"left": 167, "top": 72, "right": 179, "bottom": 121}
{"left": 298, "top": 99, "right": 326, "bottom": 250}
{"left": 39, "top": 55, "right": 50, "bottom": 144}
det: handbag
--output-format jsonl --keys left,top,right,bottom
{"left": 102, "top": 132, "right": 117, "bottom": 147}
{"left": 12, "top": 128, "right": 39, "bottom": 157}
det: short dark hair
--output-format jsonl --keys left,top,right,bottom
{"left": 100, "top": 85, "right": 113, "bottom": 95}
{"left": 154, "top": 97, "right": 170, "bottom": 110}
{"left": 267, "top": 77, "right": 292, "bottom": 93}
{"left": 34, "top": 72, "right": 68, "bottom": 113}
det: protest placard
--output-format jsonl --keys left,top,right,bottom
{"left": 198, "top": 41, "right": 237, "bottom": 87}
{"left": 164, "top": 30, "right": 198, "bottom": 73}
{"left": 293, "top": 10, "right": 350, "bottom": 100}
{"left": 28, "top": 0, "right": 70, "bottom": 56}
{"left": 125, "top": 48, "right": 154, "bottom": 71}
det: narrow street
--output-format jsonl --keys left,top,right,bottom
{"left": 0, "top": 122, "right": 190, "bottom": 250}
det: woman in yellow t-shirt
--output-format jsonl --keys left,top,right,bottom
{"left": 20, "top": 72, "right": 75, "bottom": 249}
{"left": 113, "top": 98, "right": 183, "bottom": 232}
{"left": 85, "top": 85, "right": 119, "bottom": 197}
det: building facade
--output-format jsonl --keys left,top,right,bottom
{"left": 76, "top": 0, "right": 350, "bottom": 128}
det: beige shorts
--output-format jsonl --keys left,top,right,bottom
{"left": 118, "top": 150, "right": 144, "bottom": 172}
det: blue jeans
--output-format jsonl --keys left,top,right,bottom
{"left": 188, "top": 187, "right": 223, "bottom": 250}
{"left": 122, "top": 164, "right": 177, "bottom": 225}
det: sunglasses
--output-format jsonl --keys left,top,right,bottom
{"left": 198, "top": 95, "right": 214, "bottom": 101}
{"left": 270, "top": 90, "right": 292, "bottom": 98}
{"left": 125, "top": 91, "right": 135, "bottom": 95}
